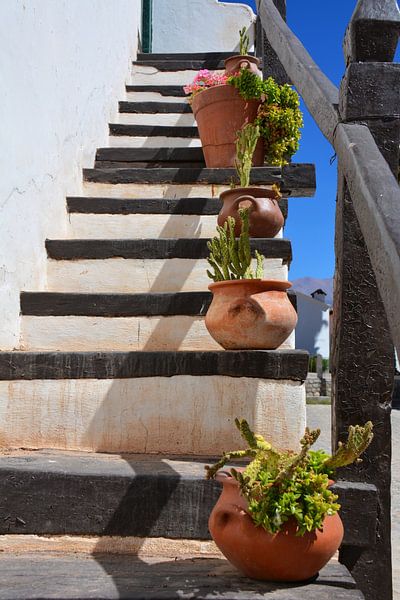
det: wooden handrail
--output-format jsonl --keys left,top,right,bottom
{"left": 257, "top": 0, "right": 400, "bottom": 356}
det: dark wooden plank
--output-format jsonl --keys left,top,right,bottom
{"left": 343, "top": 0, "right": 400, "bottom": 63}
{"left": 0, "top": 454, "right": 374, "bottom": 550}
{"left": 20, "top": 291, "right": 296, "bottom": 317}
{"left": 20, "top": 292, "right": 212, "bottom": 317}
{"left": 126, "top": 85, "right": 187, "bottom": 97}
{"left": 109, "top": 124, "right": 199, "bottom": 138}
{"left": 331, "top": 481, "right": 377, "bottom": 548}
{"left": 45, "top": 238, "right": 292, "bottom": 262}
{"left": 257, "top": 0, "right": 339, "bottom": 143}
{"left": 0, "top": 553, "right": 364, "bottom": 599}
{"left": 256, "top": 0, "right": 290, "bottom": 85}
{"left": 95, "top": 147, "right": 204, "bottom": 163}
{"left": 83, "top": 164, "right": 316, "bottom": 197}
{"left": 137, "top": 52, "right": 244, "bottom": 61}
{"left": 119, "top": 101, "right": 192, "bottom": 114}
{"left": 66, "top": 197, "right": 220, "bottom": 215}
{"left": 0, "top": 349, "right": 309, "bottom": 380}
{"left": 133, "top": 59, "right": 228, "bottom": 70}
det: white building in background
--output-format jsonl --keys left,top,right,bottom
{"left": 294, "top": 289, "right": 331, "bottom": 358}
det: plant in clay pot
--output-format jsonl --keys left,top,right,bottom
{"left": 224, "top": 27, "right": 262, "bottom": 77}
{"left": 184, "top": 65, "right": 302, "bottom": 168}
{"left": 205, "top": 207, "right": 297, "bottom": 350}
{"left": 218, "top": 122, "right": 284, "bottom": 238}
{"left": 206, "top": 419, "right": 374, "bottom": 582}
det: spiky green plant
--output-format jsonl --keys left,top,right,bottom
{"left": 205, "top": 419, "right": 373, "bottom": 536}
{"left": 206, "top": 207, "right": 264, "bottom": 282}
{"left": 235, "top": 123, "right": 260, "bottom": 188}
{"left": 239, "top": 27, "right": 250, "bottom": 56}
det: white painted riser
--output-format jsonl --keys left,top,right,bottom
{"left": 46, "top": 258, "right": 288, "bottom": 293}
{"left": 0, "top": 377, "right": 306, "bottom": 454}
{"left": 126, "top": 91, "right": 189, "bottom": 103}
{"left": 131, "top": 66, "right": 221, "bottom": 86}
{"left": 20, "top": 315, "right": 295, "bottom": 352}
{"left": 83, "top": 181, "right": 235, "bottom": 199}
{"left": 66, "top": 214, "right": 283, "bottom": 240}
{"left": 118, "top": 113, "right": 195, "bottom": 126}
{"left": 108, "top": 136, "right": 202, "bottom": 148}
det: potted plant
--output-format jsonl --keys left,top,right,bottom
{"left": 206, "top": 419, "right": 374, "bottom": 582}
{"left": 224, "top": 27, "right": 261, "bottom": 77}
{"left": 218, "top": 123, "right": 284, "bottom": 238}
{"left": 205, "top": 207, "right": 297, "bottom": 349}
{"left": 184, "top": 66, "right": 302, "bottom": 168}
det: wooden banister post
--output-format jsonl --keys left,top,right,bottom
{"left": 332, "top": 2, "right": 400, "bottom": 599}
{"left": 256, "top": 0, "right": 289, "bottom": 84}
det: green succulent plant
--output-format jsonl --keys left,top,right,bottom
{"left": 206, "top": 207, "right": 264, "bottom": 282}
{"left": 235, "top": 122, "right": 260, "bottom": 188}
{"left": 206, "top": 419, "right": 373, "bottom": 536}
{"left": 239, "top": 27, "right": 250, "bottom": 56}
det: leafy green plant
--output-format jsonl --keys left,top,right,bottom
{"left": 206, "top": 419, "right": 373, "bottom": 536}
{"left": 235, "top": 123, "right": 260, "bottom": 188}
{"left": 207, "top": 207, "right": 264, "bottom": 282}
{"left": 239, "top": 27, "right": 250, "bottom": 56}
{"left": 227, "top": 71, "right": 303, "bottom": 166}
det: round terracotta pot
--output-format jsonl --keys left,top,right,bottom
{"left": 218, "top": 187, "right": 284, "bottom": 238}
{"left": 191, "top": 85, "right": 264, "bottom": 168}
{"left": 224, "top": 55, "right": 262, "bottom": 77}
{"left": 209, "top": 472, "right": 344, "bottom": 582}
{"left": 205, "top": 279, "right": 297, "bottom": 350}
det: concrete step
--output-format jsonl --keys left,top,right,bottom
{"left": 117, "top": 113, "right": 195, "bottom": 127}
{"left": 131, "top": 65, "right": 216, "bottom": 85}
{"left": 66, "top": 197, "right": 218, "bottom": 214}
{"left": 46, "top": 257, "right": 287, "bottom": 293}
{"left": 0, "top": 350, "right": 308, "bottom": 453}
{"left": 0, "top": 551, "right": 363, "bottom": 600}
{"left": 83, "top": 165, "right": 316, "bottom": 197}
{"left": 108, "top": 135, "right": 202, "bottom": 148}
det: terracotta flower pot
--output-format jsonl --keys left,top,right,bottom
{"left": 209, "top": 472, "right": 344, "bottom": 582}
{"left": 191, "top": 85, "right": 264, "bottom": 168}
{"left": 224, "top": 55, "right": 262, "bottom": 77}
{"left": 218, "top": 187, "right": 284, "bottom": 238}
{"left": 205, "top": 279, "right": 297, "bottom": 350}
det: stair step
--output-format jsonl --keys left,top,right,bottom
{"left": 21, "top": 292, "right": 211, "bottom": 316}
{"left": 0, "top": 349, "right": 308, "bottom": 380}
{"left": 45, "top": 238, "right": 292, "bottom": 261}
{"left": 67, "top": 197, "right": 219, "bottom": 215}
{"left": 119, "top": 101, "right": 191, "bottom": 114}
{"left": 83, "top": 165, "right": 316, "bottom": 197}
{"left": 133, "top": 59, "right": 229, "bottom": 70}
{"left": 0, "top": 551, "right": 362, "bottom": 600}
{"left": 137, "top": 51, "right": 247, "bottom": 62}
{"left": 130, "top": 66, "right": 205, "bottom": 86}
{"left": 0, "top": 451, "right": 376, "bottom": 548}
{"left": 95, "top": 147, "right": 204, "bottom": 169}
{"left": 126, "top": 84, "right": 187, "bottom": 97}
{"left": 118, "top": 112, "right": 195, "bottom": 127}
{"left": 46, "top": 256, "right": 287, "bottom": 294}
{"left": 109, "top": 124, "right": 198, "bottom": 138}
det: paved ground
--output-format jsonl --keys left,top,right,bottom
{"left": 307, "top": 405, "right": 400, "bottom": 600}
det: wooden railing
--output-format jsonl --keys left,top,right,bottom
{"left": 256, "top": 1, "right": 400, "bottom": 599}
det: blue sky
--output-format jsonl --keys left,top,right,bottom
{"left": 222, "top": 1, "right": 365, "bottom": 279}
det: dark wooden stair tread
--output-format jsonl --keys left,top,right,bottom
{"left": 119, "top": 101, "right": 192, "bottom": 114}
{"left": 126, "top": 85, "right": 187, "bottom": 96}
{"left": 67, "top": 197, "right": 219, "bottom": 214}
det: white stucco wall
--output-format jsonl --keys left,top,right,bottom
{"left": 0, "top": 0, "right": 141, "bottom": 349}
{"left": 151, "top": 0, "right": 256, "bottom": 53}
{"left": 294, "top": 293, "right": 331, "bottom": 358}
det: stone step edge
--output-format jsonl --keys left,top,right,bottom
{"left": 95, "top": 147, "right": 204, "bottom": 162}
{"left": 83, "top": 164, "right": 316, "bottom": 197}
{"left": 66, "top": 197, "right": 220, "bottom": 215}
{"left": 45, "top": 238, "right": 292, "bottom": 262}
{"left": 126, "top": 85, "right": 187, "bottom": 97}
{"left": 132, "top": 60, "right": 228, "bottom": 71}
{"left": 109, "top": 123, "right": 199, "bottom": 138}
{"left": 0, "top": 349, "right": 309, "bottom": 380}
{"left": 0, "top": 451, "right": 377, "bottom": 548}
{"left": 20, "top": 291, "right": 297, "bottom": 317}
{"left": 119, "top": 101, "right": 192, "bottom": 114}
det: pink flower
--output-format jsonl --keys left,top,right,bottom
{"left": 183, "top": 69, "right": 229, "bottom": 102}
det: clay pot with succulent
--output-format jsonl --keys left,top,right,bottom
{"left": 205, "top": 207, "right": 296, "bottom": 350}
{"left": 206, "top": 419, "right": 374, "bottom": 582}
{"left": 224, "top": 27, "right": 262, "bottom": 77}
{"left": 218, "top": 123, "right": 284, "bottom": 238}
